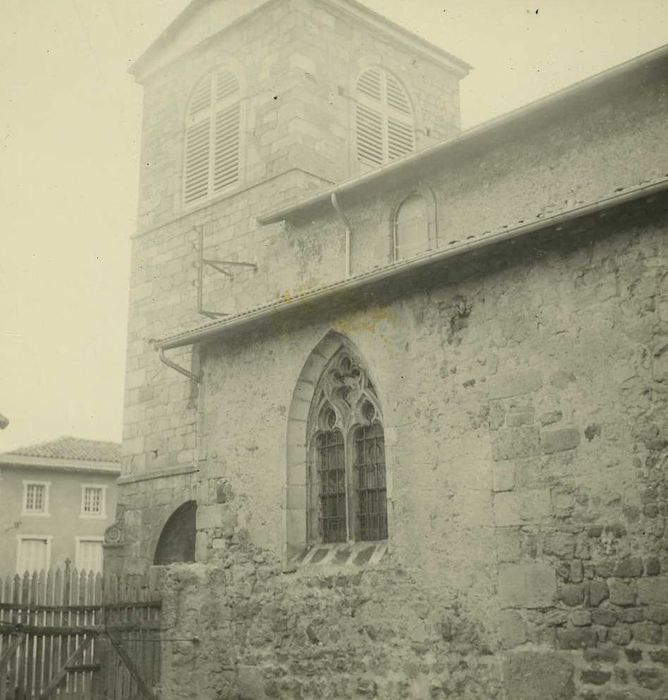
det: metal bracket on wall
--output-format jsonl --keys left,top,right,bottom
{"left": 194, "top": 225, "right": 258, "bottom": 319}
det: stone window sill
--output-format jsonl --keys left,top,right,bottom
{"left": 288, "top": 541, "right": 389, "bottom": 570}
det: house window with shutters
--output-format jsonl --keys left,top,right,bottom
{"left": 183, "top": 68, "right": 242, "bottom": 206}
{"left": 16, "top": 536, "right": 51, "bottom": 575}
{"left": 75, "top": 537, "right": 104, "bottom": 574}
{"left": 307, "top": 346, "right": 388, "bottom": 544}
{"left": 355, "top": 67, "right": 415, "bottom": 168}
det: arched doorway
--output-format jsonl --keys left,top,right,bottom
{"left": 153, "top": 500, "right": 197, "bottom": 565}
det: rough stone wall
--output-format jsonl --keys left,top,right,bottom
{"left": 152, "top": 209, "right": 668, "bottom": 699}
{"left": 118, "top": 5, "right": 668, "bottom": 696}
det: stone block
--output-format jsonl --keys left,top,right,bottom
{"left": 237, "top": 665, "right": 267, "bottom": 699}
{"left": 499, "top": 562, "right": 556, "bottom": 608}
{"left": 541, "top": 428, "right": 581, "bottom": 454}
{"left": 543, "top": 532, "right": 576, "bottom": 558}
{"left": 631, "top": 621, "right": 662, "bottom": 644}
{"left": 581, "top": 670, "right": 611, "bottom": 685}
{"left": 637, "top": 576, "right": 668, "bottom": 604}
{"left": 633, "top": 667, "right": 664, "bottom": 691}
{"left": 539, "top": 410, "right": 563, "bottom": 426}
{"left": 571, "top": 609, "right": 591, "bottom": 626}
{"left": 613, "top": 557, "right": 643, "bottom": 578}
{"left": 645, "top": 556, "right": 661, "bottom": 575}
{"left": 496, "top": 528, "right": 521, "bottom": 562}
{"left": 495, "top": 490, "right": 551, "bottom": 526}
{"left": 493, "top": 461, "right": 515, "bottom": 492}
{"left": 559, "top": 583, "right": 585, "bottom": 607}
{"left": 195, "top": 530, "right": 208, "bottom": 562}
{"left": 592, "top": 608, "right": 617, "bottom": 626}
{"left": 498, "top": 609, "right": 527, "bottom": 649}
{"left": 503, "top": 652, "right": 574, "bottom": 700}
{"left": 196, "top": 503, "right": 223, "bottom": 530}
{"left": 570, "top": 559, "right": 584, "bottom": 583}
{"left": 609, "top": 580, "right": 635, "bottom": 606}
{"left": 609, "top": 624, "right": 631, "bottom": 646}
{"left": 557, "top": 627, "right": 597, "bottom": 649}
{"left": 645, "top": 605, "right": 668, "bottom": 624}
{"left": 492, "top": 428, "right": 540, "bottom": 461}
{"left": 488, "top": 369, "right": 543, "bottom": 400}
{"left": 506, "top": 409, "right": 535, "bottom": 427}
{"left": 584, "top": 647, "right": 619, "bottom": 663}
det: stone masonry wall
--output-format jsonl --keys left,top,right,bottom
{"left": 151, "top": 208, "right": 668, "bottom": 699}
{"left": 122, "top": 0, "right": 463, "bottom": 485}
{"left": 118, "top": 6, "right": 668, "bottom": 696}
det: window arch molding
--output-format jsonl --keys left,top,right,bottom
{"left": 389, "top": 185, "right": 438, "bottom": 261}
{"left": 353, "top": 64, "right": 417, "bottom": 170}
{"left": 182, "top": 64, "right": 245, "bottom": 207}
{"left": 285, "top": 331, "right": 391, "bottom": 563}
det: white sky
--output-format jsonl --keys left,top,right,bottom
{"left": 1, "top": 0, "right": 667, "bottom": 452}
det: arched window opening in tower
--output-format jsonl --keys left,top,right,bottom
{"left": 183, "top": 69, "right": 241, "bottom": 205}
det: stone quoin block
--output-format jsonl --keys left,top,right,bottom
{"left": 492, "top": 427, "right": 540, "bottom": 461}
{"left": 494, "top": 489, "right": 551, "bottom": 526}
{"left": 498, "top": 562, "right": 556, "bottom": 608}
{"left": 487, "top": 369, "right": 543, "bottom": 400}
{"left": 503, "top": 652, "right": 574, "bottom": 700}
{"left": 493, "top": 461, "right": 515, "bottom": 492}
{"left": 540, "top": 428, "right": 581, "bottom": 454}
{"left": 196, "top": 503, "right": 227, "bottom": 530}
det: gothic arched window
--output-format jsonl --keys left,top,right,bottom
{"left": 355, "top": 67, "right": 415, "bottom": 168}
{"left": 183, "top": 68, "right": 241, "bottom": 205}
{"left": 307, "top": 347, "right": 388, "bottom": 543}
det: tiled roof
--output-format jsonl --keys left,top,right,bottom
{"left": 2, "top": 437, "right": 121, "bottom": 463}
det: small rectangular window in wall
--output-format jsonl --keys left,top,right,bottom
{"left": 23, "top": 482, "right": 49, "bottom": 515}
{"left": 16, "top": 536, "right": 50, "bottom": 574}
{"left": 75, "top": 538, "right": 104, "bottom": 574}
{"left": 81, "top": 485, "right": 105, "bottom": 517}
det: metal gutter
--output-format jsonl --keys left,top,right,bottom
{"left": 157, "top": 346, "right": 201, "bottom": 384}
{"left": 257, "top": 41, "right": 668, "bottom": 226}
{"left": 155, "top": 176, "right": 668, "bottom": 351}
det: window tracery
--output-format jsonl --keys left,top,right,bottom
{"left": 307, "top": 347, "right": 388, "bottom": 543}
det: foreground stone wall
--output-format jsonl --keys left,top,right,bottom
{"left": 148, "top": 208, "right": 668, "bottom": 699}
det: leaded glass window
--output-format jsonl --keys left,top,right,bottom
{"left": 307, "top": 347, "right": 388, "bottom": 544}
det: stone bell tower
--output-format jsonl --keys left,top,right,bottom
{"left": 109, "top": 0, "right": 469, "bottom": 572}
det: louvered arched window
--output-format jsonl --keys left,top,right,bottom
{"left": 355, "top": 67, "right": 415, "bottom": 168}
{"left": 183, "top": 69, "right": 241, "bottom": 206}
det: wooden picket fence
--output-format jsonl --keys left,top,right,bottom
{"left": 0, "top": 566, "right": 161, "bottom": 699}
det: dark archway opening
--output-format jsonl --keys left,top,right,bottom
{"left": 153, "top": 501, "right": 197, "bottom": 565}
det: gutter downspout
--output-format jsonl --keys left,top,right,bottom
{"left": 157, "top": 346, "right": 201, "bottom": 384}
{"left": 331, "top": 193, "right": 351, "bottom": 278}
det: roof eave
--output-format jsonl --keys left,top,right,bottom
{"left": 0, "top": 454, "right": 121, "bottom": 473}
{"left": 257, "top": 41, "right": 668, "bottom": 225}
{"left": 157, "top": 177, "right": 668, "bottom": 351}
